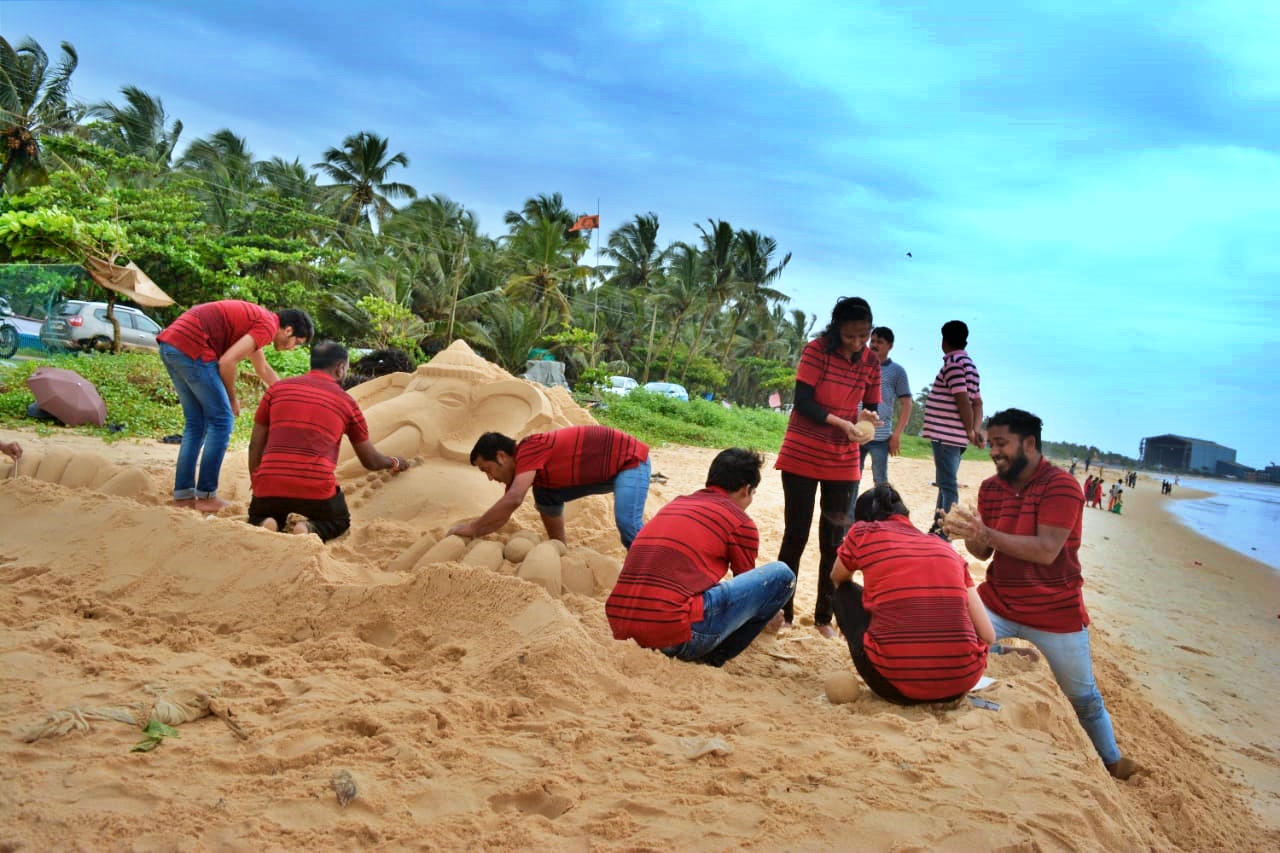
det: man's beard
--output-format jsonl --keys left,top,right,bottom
{"left": 997, "top": 449, "right": 1029, "bottom": 483}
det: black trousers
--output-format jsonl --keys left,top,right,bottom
{"left": 832, "top": 582, "right": 967, "bottom": 706}
{"left": 248, "top": 487, "right": 351, "bottom": 542}
{"left": 776, "top": 471, "right": 857, "bottom": 625}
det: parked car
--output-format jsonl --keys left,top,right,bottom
{"left": 643, "top": 381, "right": 690, "bottom": 402}
{"left": 602, "top": 375, "right": 639, "bottom": 396}
{"left": 40, "top": 300, "right": 163, "bottom": 353}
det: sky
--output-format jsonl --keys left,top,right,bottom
{"left": 4, "top": 0, "right": 1279, "bottom": 467}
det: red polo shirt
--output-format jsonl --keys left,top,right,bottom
{"left": 514, "top": 426, "right": 648, "bottom": 490}
{"left": 157, "top": 300, "right": 278, "bottom": 362}
{"left": 606, "top": 487, "right": 759, "bottom": 648}
{"left": 775, "top": 338, "right": 880, "bottom": 481}
{"left": 252, "top": 371, "right": 369, "bottom": 500}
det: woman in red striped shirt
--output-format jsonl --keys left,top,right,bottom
{"left": 773, "top": 296, "right": 882, "bottom": 637}
{"left": 830, "top": 483, "right": 995, "bottom": 704}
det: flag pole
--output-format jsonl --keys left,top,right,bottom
{"left": 591, "top": 199, "right": 601, "bottom": 368}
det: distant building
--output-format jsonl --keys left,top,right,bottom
{"left": 1264, "top": 465, "right": 1280, "bottom": 484}
{"left": 1139, "top": 434, "right": 1236, "bottom": 473}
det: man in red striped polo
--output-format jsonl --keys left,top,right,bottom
{"left": 606, "top": 448, "right": 794, "bottom": 666}
{"left": 248, "top": 341, "right": 410, "bottom": 540}
{"left": 449, "top": 425, "right": 650, "bottom": 547}
{"left": 946, "top": 408, "right": 1141, "bottom": 780}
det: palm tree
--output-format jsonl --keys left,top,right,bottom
{"left": 680, "top": 219, "right": 739, "bottom": 384}
{"left": 502, "top": 216, "right": 592, "bottom": 326}
{"left": 176, "top": 129, "right": 260, "bottom": 232}
{"left": 651, "top": 241, "right": 705, "bottom": 382}
{"left": 503, "top": 192, "right": 575, "bottom": 233}
{"left": 719, "top": 228, "right": 791, "bottom": 361}
{"left": 0, "top": 36, "right": 79, "bottom": 190}
{"left": 313, "top": 130, "right": 416, "bottom": 230}
{"left": 600, "top": 213, "right": 667, "bottom": 291}
{"left": 85, "top": 85, "right": 183, "bottom": 167}
{"left": 460, "top": 299, "right": 549, "bottom": 374}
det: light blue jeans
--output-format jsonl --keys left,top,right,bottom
{"left": 987, "top": 609, "right": 1121, "bottom": 765}
{"left": 851, "top": 440, "right": 891, "bottom": 503}
{"left": 663, "top": 562, "right": 795, "bottom": 667}
{"left": 533, "top": 458, "right": 651, "bottom": 547}
{"left": 160, "top": 342, "right": 233, "bottom": 500}
{"left": 932, "top": 441, "right": 965, "bottom": 514}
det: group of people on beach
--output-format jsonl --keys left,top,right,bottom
{"left": 115, "top": 295, "right": 1141, "bottom": 782}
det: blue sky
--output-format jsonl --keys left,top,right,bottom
{"left": 4, "top": 0, "right": 1278, "bottom": 467}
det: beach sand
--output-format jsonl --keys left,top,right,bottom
{"left": 1, "top": 342, "right": 1277, "bottom": 851}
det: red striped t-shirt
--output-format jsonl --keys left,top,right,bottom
{"left": 251, "top": 371, "right": 370, "bottom": 500}
{"left": 157, "top": 300, "right": 278, "bottom": 363}
{"left": 837, "top": 515, "right": 988, "bottom": 700}
{"left": 774, "top": 338, "right": 881, "bottom": 481}
{"left": 606, "top": 487, "right": 759, "bottom": 648}
{"left": 515, "top": 425, "right": 648, "bottom": 490}
{"left": 977, "top": 458, "right": 1089, "bottom": 632}
{"left": 921, "top": 349, "right": 981, "bottom": 447}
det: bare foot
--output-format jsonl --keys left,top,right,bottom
{"left": 817, "top": 624, "right": 839, "bottom": 639}
{"left": 290, "top": 521, "right": 313, "bottom": 535}
{"left": 171, "top": 498, "right": 197, "bottom": 510}
{"left": 259, "top": 518, "right": 279, "bottom": 532}
{"left": 1106, "top": 756, "right": 1143, "bottom": 780}
{"left": 766, "top": 611, "right": 786, "bottom": 633}
{"left": 194, "top": 496, "right": 230, "bottom": 513}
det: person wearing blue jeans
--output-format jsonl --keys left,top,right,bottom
{"left": 450, "top": 426, "right": 650, "bottom": 548}
{"left": 946, "top": 407, "right": 1141, "bottom": 780}
{"left": 160, "top": 343, "right": 236, "bottom": 507}
{"left": 920, "top": 320, "right": 983, "bottom": 538}
{"left": 607, "top": 448, "right": 794, "bottom": 667}
{"left": 851, "top": 326, "right": 912, "bottom": 504}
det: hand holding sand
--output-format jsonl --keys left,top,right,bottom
{"left": 940, "top": 504, "right": 985, "bottom": 543}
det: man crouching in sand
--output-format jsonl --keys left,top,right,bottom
{"left": 606, "top": 448, "right": 794, "bottom": 666}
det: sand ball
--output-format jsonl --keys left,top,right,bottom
{"left": 386, "top": 536, "right": 438, "bottom": 573}
{"left": 517, "top": 542, "right": 563, "bottom": 596}
{"left": 463, "top": 540, "right": 506, "bottom": 572}
{"left": 560, "top": 554, "right": 594, "bottom": 596}
{"left": 509, "top": 530, "right": 541, "bottom": 544}
{"left": 549, "top": 539, "right": 568, "bottom": 556}
{"left": 824, "top": 671, "right": 861, "bottom": 704}
{"left": 418, "top": 534, "right": 469, "bottom": 565}
{"left": 852, "top": 421, "right": 875, "bottom": 444}
{"left": 503, "top": 536, "right": 536, "bottom": 563}
{"left": 583, "top": 550, "right": 622, "bottom": 591}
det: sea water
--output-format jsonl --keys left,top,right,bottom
{"left": 1163, "top": 478, "right": 1280, "bottom": 571}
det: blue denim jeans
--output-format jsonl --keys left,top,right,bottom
{"left": 851, "top": 440, "right": 891, "bottom": 503}
{"left": 533, "top": 458, "right": 651, "bottom": 547}
{"left": 986, "top": 610, "right": 1121, "bottom": 765}
{"left": 663, "top": 562, "right": 795, "bottom": 667}
{"left": 932, "top": 441, "right": 965, "bottom": 514}
{"left": 160, "top": 343, "right": 234, "bottom": 500}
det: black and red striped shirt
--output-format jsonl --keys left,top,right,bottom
{"left": 977, "top": 458, "right": 1089, "bottom": 632}
{"left": 775, "top": 338, "right": 880, "bottom": 481}
{"left": 157, "top": 300, "right": 277, "bottom": 362}
{"left": 606, "top": 487, "right": 759, "bottom": 648}
{"left": 251, "top": 371, "right": 369, "bottom": 500}
{"left": 514, "top": 426, "right": 648, "bottom": 490}
{"left": 837, "top": 515, "right": 987, "bottom": 700}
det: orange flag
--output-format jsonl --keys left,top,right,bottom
{"left": 569, "top": 214, "right": 600, "bottom": 231}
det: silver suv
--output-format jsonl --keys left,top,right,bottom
{"left": 40, "top": 300, "right": 163, "bottom": 353}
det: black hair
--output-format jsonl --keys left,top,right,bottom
{"left": 470, "top": 431, "right": 517, "bottom": 464}
{"left": 705, "top": 448, "right": 763, "bottom": 492}
{"left": 871, "top": 326, "right": 894, "bottom": 344}
{"left": 310, "top": 340, "right": 348, "bottom": 371}
{"left": 278, "top": 308, "right": 315, "bottom": 342}
{"left": 821, "top": 297, "right": 873, "bottom": 351}
{"left": 987, "top": 408, "right": 1043, "bottom": 452}
{"left": 853, "top": 482, "right": 910, "bottom": 523}
{"left": 941, "top": 319, "right": 968, "bottom": 349}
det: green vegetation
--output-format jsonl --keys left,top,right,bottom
{"left": 593, "top": 391, "right": 789, "bottom": 451}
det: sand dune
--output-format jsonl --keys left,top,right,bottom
{"left": 1, "top": 343, "right": 1276, "bottom": 850}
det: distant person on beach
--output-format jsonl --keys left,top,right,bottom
{"left": 921, "top": 320, "right": 983, "bottom": 538}
{"left": 157, "top": 299, "right": 313, "bottom": 513}
{"left": 606, "top": 448, "right": 794, "bottom": 666}
{"left": 448, "top": 425, "right": 650, "bottom": 547}
{"left": 852, "top": 326, "right": 912, "bottom": 500}
{"left": 943, "top": 408, "right": 1141, "bottom": 780}
{"left": 829, "top": 482, "right": 995, "bottom": 704}
{"left": 1, "top": 439, "right": 20, "bottom": 461}
{"left": 1083, "top": 475, "right": 1095, "bottom": 505}
{"left": 1107, "top": 481, "right": 1122, "bottom": 512}
{"left": 772, "top": 296, "right": 881, "bottom": 638}
{"left": 1090, "top": 479, "right": 1104, "bottom": 509}
{"left": 248, "top": 342, "right": 409, "bottom": 540}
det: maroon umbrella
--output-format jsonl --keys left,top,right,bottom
{"left": 26, "top": 367, "right": 107, "bottom": 427}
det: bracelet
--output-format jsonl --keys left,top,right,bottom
{"left": 390, "top": 456, "right": 401, "bottom": 472}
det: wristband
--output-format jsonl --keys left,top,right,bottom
{"left": 391, "top": 456, "right": 401, "bottom": 472}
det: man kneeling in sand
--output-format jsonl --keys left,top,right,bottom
{"left": 248, "top": 341, "right": 410, "bottom": 540}
{"left": 448, "top": 425, "right": 650, "bottom": 547}
{"left": 605, "top": 449, "right": 794, "bottom": 666}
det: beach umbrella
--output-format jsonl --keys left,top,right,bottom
{"left": 25, "top": 367, "right": 107, "bottom": 427}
